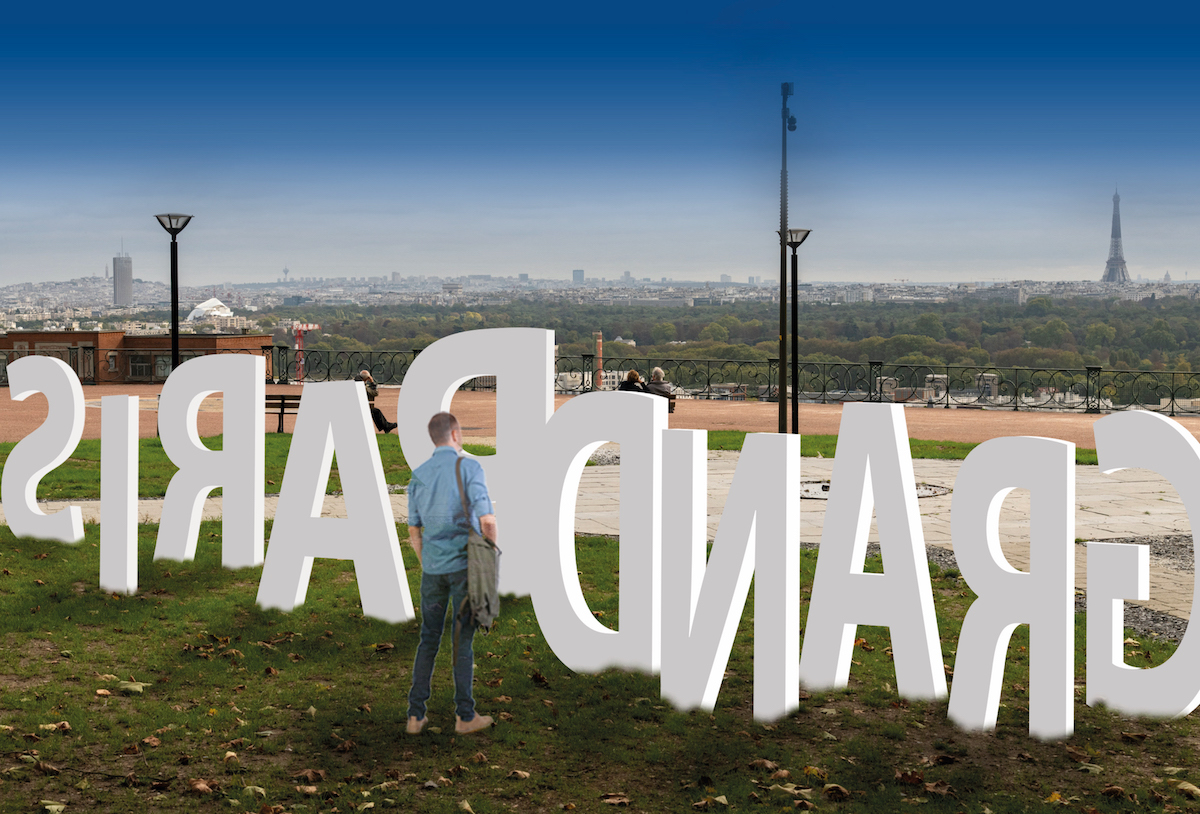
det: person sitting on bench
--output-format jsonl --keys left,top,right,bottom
{"left": 356, "top": 370, "right": 398, "bottom": 433}
{"left": 645, "top": 367, "right": 675, "bottom": 413}
{"left": 617, "top": 369, "right": 648, "bottom": 392}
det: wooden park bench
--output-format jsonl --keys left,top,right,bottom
{"left": 265, "top": 393, "right": 302, "bottom": 432}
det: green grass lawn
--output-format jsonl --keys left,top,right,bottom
{"left": 707, "top": 430, "right": 1100, "bottom": 465}
{"left": 0, "top": 430, "right": 1098, "bottom": 505}
{"left": 0, "top": 524, "right": 1187, "bottom": 813}
{"left": 0, "top": 435, "right": 484, "bottom": 502}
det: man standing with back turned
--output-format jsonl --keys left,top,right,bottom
{"left": 405, "top": 412, "right": 496, "bottom": 735}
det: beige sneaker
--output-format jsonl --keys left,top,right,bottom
{"left": 455, "top": 714, "right": 494, "bottom": 734}
{"left": 405, "top": 716, "right": 428, "bottom": 734}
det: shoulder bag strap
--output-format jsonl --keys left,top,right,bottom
{"left": 455, "top": 456, "right": 472, "bottom": 525}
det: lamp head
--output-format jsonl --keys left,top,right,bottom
{"left": 777, "top": 228, "right": 812, "bottom": 249}
{"left": 155, "top": 213, "right": 193, "bottom": 238}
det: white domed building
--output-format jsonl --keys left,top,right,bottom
{"left": 186, "top": 298, "right": 234, "bottom": 322}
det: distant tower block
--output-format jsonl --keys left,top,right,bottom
{"left": 113, "top": 252, "right": 134, "bottom": 305}
{"left": 1101, "top": 190, "right": 1130, "bottom": 283}
{"left": 283, "top": 266, "right": 290, "bottom": 283}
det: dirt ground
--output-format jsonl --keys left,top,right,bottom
{"left": 6, "top": 384, "right": 1200, "bottom": 448}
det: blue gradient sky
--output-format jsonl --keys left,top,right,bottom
{"left": 4, "top": 15, "right": 1200, "bottom": 286}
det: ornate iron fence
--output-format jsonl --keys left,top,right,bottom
{"left": 273, "top": 347, "right": 417, "bottom": 385}
{"left": 8, "top": 344, "right": 1200, "bottom": 416}
{"left": 552, "top": 357, "right": 1200, "bottom": 415}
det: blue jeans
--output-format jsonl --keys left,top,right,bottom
{"left": 407, "top": 569, "right": 477, "bottom": 722}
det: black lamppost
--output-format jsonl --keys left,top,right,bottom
{"left": 778, "top": 82, "right": 797, "bottom": 432}
{"left": 155, "top": 213, "right": 193, "bottom": 372}
{"left": 783, "top": 229, "right": 811, "bottom": 434}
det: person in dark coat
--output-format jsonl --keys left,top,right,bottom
{"left": 356, "top": 370, "right": 398, "bottom": 433}
{"left": 617, "top": 369, "right": 648, "bottom": 392}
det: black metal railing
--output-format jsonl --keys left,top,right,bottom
{"left": 9, "top": 344, "right": 1200, "bottom": 415}
{"left": 551, "top": 356, "right": 1200, "bottom": 415}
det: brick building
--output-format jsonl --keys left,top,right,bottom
{"left": 0, "top": 330, "right": 273, "bottom": 384}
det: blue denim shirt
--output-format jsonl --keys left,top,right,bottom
{"left": 407, "top": 446, "right": 493, "bottom": 575}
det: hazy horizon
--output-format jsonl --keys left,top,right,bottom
{"left": 5, "top": 14, "right": 1200, "bottom": 288}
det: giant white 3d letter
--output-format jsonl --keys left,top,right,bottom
{"left": 1, "top": 355, "right": 85, "bottom": 543}
{"left": 529, "top": 391, "right": 665, "bottom": 673}
{"left": 1087, "top": 410, "right": 1200, "bottom": 717}
{"left": 100, "top": 395, "right": 139, "bottom": 593}
{"left": 660, "top": 430, "right": 800, "bottom": 720}
{"left": 155, "top": 354, "right": 265, "bottom": 568}
{"left": 395, "top": 328, "right": 555, "bottom": 597}
{"left": 257, "top": 381, "right": 413, "bottom": 623}
{"left": 948, "top": 436, "right": 1075, "bottom": 739}
{"left": 798, "top": 403, "right": 946, "bottom": 700}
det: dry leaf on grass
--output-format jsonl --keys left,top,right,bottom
{"left": 895, "top": 769, "right": 924, "bottom": 785}
{"left": 459, "top": 802, "right": 476, "bottom": 814}
{"left": 1064, "top": 746, "right": 1090, "bottom": 763}
{"left": 822, "top": 784, "right": 850, "bottom": 801}
{"left": 770, "top": 769, "right": 792, "bottom": 780}
{"left": 293, "top": 769, "right": 327, "bottom": 783}
{"left": 295, "top": 785, "right": 319, "bottom": 795}
{"left": 508, "top": 770, "right": 530, "bottom": 779}
{"left": 187, "top": 778, "right": 214, "bottom": 794}
{"left": 923, "top": 781, "right": 952, "bottom": 796}
{"left": 749, "top": 759, "right": 778, "bottom": 770}
{"left": 1176, "top": 781, "right": 1200, "bottom": 799}
{"left": 600, "top": 792, "right": 631, "bottom": 805}
{"left": 142, "top": 736, "right": 160, "bottom": 748}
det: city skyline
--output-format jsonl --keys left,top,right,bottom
{"left": 4, "top": 17, "right": 1200, "bottom": 287}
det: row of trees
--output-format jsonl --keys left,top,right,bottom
{"left": 249, "top": 292, "right": 1200, "bottom": 372}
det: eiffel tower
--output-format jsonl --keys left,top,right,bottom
{"left": 1101, "top": 189, "right": 1130, "bottom": 283}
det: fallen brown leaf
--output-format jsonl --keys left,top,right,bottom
{"left": 823, "top": 783, "right": 850, "bottom": 801}
{"left": 771, "top": 770, "right": 792, "bottom": 780}
{"left": 923, "top": 780, "right": 952, "bottom": 796}
{"left": 895, "top": 769, "right": 924, "bottom": 785}
{"left": 508, "top": 770, "right": 531, "bottom": 779}
{"left": 1176, "top": 781, "right": 1200, "bottom": 799}
{"left": 749, "top": 759, "right": 778, "bottom": 770}
{"left": 1065, "top": 745, "right": 1090, "bottom": 763}
{"left": 600, "top": 793, "right": 631, "bottom": 806}
{"left": 295, "top": 784, "right": 319, "bottom": 795}
{"left": 142, "top": 736, "right": 161, "bottom": 748}
{"left": 188, "top": 778, "right": 213, "bottom": 794}
{"left": 292, "top": 769, "right": 327, "bottom": 783}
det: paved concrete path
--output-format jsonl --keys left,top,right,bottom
{"left": 16, "top": 453, "right": 1195, "bottom": 622}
